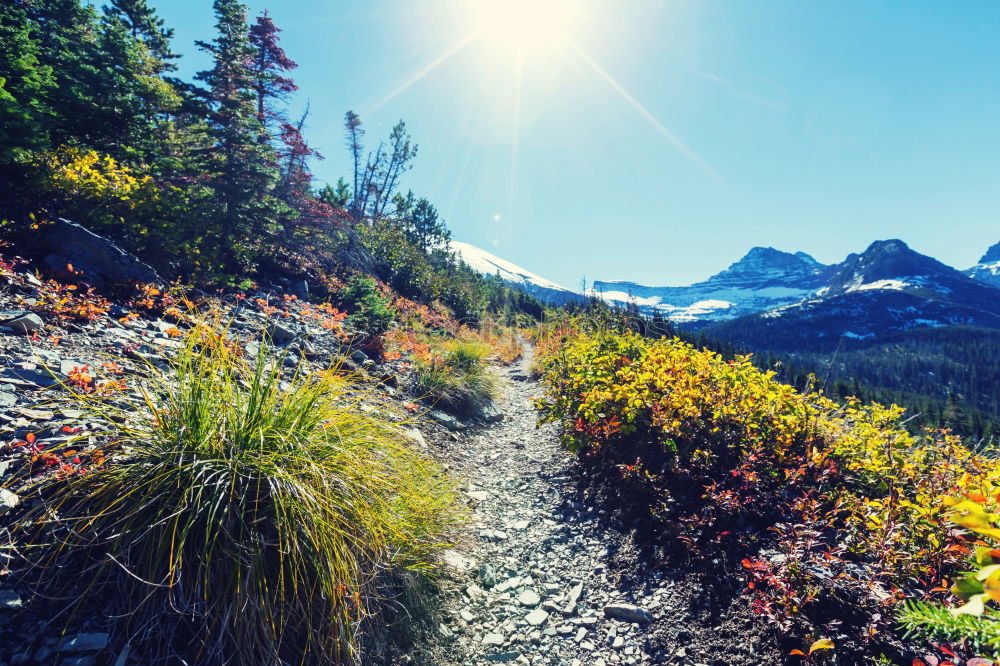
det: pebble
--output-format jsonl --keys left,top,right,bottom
{"left": 603, "top": 603, "right": 654, "bottom": 624}
{"left": 0, "top": 489, "right": 18, "bottom": 516}
{"left": 57, "top": 633, "right": 109, "bottom": 652}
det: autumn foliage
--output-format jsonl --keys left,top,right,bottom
{"left": 535, "top": 325, "right": 1000, "bottom": 659}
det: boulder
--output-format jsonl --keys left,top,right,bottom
{"left": 0, "top": 311, "right": 43, "bottom": 334}
{"left": 291, "top": 280, "right": 309, "bottom": 300}
{"left": 42, "top": 219, "right": 159, "bottom": 286}
{"left": 267, "top": 322, "right": 296, "bottom": 344}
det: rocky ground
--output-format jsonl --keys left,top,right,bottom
{"left": 403, "top": 347, "right": 782, "bottom": 666}
{"left": 0, "top": 275, "right": 780, "bottom": 664}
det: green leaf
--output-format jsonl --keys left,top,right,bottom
{"left": 952, "top": 575, "right": 984, "bottom": 600}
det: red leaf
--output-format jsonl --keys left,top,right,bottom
{"left": 789, "top": 650, "right": 806, "bottom": 657}
{"left": 26, "top": 433, "right": 35, "bottom": 444}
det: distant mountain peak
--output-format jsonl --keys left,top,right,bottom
{"left": 966, "top": 241, "right": 1000, "bottom": 287}
{"left": 980, "top": 241, "right": 1000, "bottom": 264}
{"left": 794, "top": 251, "right": 823, "bottom": 268}
{"left": 450, "top": 240, "right": 582, "bottom": 306}
{"left": 713, "top": 246, "right": 827, "bottom": 284}
{"left": 824, "top": 239, "right": 977, "bottom": 298}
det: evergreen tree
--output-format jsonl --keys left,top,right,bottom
{"left": 103, "top": 0, "right": 178, "bottom": 70}
{"left": 318, "top": 178, "right": 351, "bottom": 211}
{"left": 247, "top": 10, "right": 297, "bottom": 135}
{"left": 195, "top": 0, "right": 281, "bottom": 274}
{"left": 0, "top": 2, "right": 55, "bottom": 162}
{"left": 344, "top": 110, "right": 363, "bottom": 217}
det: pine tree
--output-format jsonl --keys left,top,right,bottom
{"left": 247, "top": 10, "right": 297, "bottom": 135}
{"left": 0, "top": 2, "right": 55, "bottom": 162}
{"left": 344, "top": 110, "right": 363, "bottom": 217}
{"left": 195, "top": 0, "right": 281, "bottom": 275}
{"left": 103, "top": 0, "right": 178, "bottom": 70}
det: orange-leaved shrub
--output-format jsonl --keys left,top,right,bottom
{"left": 535, "top": 327, "right": 998, "bottom": 655}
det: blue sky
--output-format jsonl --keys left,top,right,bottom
{"left": 148, "top": 0, "right": 1000, "bottom": 289}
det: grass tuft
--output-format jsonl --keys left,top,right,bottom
{"left": 14, "top": 323, "right": 460, "bottom": 665}
{"left": 412, "top": 337, "right": 500, "bottom": 418}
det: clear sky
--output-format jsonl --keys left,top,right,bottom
{"left": 147, "top": 0, "right": 1000, "bottom": 289}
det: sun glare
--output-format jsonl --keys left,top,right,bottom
{"left": 475, "top": 0, "right": 576, "bottom": 55}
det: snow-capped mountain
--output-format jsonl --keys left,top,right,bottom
{"left": 965, "top": 241, "right": 1000, "bottom": 288}
{"left": 451, "top": 241, "right": 583, "bottom": 306}
{"left": 704, "top": 240, "right": 1000, "bottom": 350}
{"left": 593, "top": 247, "right": 832, "bottom": 322}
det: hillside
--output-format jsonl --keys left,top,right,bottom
{"left": 451, "top": 241, "right": 584, "bottom": 306}
{"left": 3, "top": 1, "right": 999, "bottom": 665}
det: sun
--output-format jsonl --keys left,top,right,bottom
{"left": 474, "top": 0, "right": 577, "bottom": 55}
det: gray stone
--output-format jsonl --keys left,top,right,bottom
{"left": 479, "top": 564, "right": 497, "bottom": 588}
{"left": 0, "top": 312, "right": 43, "bottom": 334}
{"left": 291, "top": 280, "right": 309, "bottom": 300}
{"left": 43, "top": 219, "right": 158, "bottom": 286}
{"left": 57, "top": 633, "right": 109, "bottom": 652}
{"left": 525, "top": 609, "right": 549, "bottom": 626}
{"left": 349, "top": 350, "right": 369, "bottom": 363}
{"left": 429, "top": 409, "right": 464, "bottom": 431}
{"left": 479, "top": 401, "right": 504, "bottom": 423}
{"left": 0, "top": 589, "right": 22, "bottom": 609}
{"left": 441, "top": 550, "right": 475, "bottom": 572}
{"left": 0, "top": 390, "right": 17, "bottom": 407}
{"left": 482, "top": 633, "right": 505, "bottom": 646}
{"left": 483, "top": 652, "right": 519, "bottom": 662}
{"left": 403, "top": 428, "right": 428, "bottom": 449}
{"left": 603, "top": 603, "right": 653, "bottom": 624}
{"left": 563, "top": 582, "right": 584, "bottom": 615}
{"left": 267, "top": 322, "right": 296, "bottom": 344}
{"left": 0, "top": 366, "right": 65, "bottom": 388}
{"left": 0, "top": 489, "right": 18, "bottom": 517}
{"left": 517, "top": 589, "right": 541, "bottom": 607}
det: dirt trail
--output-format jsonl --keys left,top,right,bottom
{"left": 404, "top": 346, "right": 774, "bottom": 666}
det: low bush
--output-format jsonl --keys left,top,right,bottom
{"left": 534, "top": 327, "right": 998, "bottom": 657}
{"left": 410, "top": 334, "right": 499, "bottom": 417}
{"left": 11, "top": 324, "right": 459, "bottom": 665}
{"left": 338, "top": 274, "right": 397, "bottom": 335}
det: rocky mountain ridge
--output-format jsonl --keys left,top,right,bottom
{"left": 705, "top": 239, "right": 1000, "bottom": 350}
{"left": 965, "top": 241, "right": 1000, "bottom": 288}
{"left": 593, "top": 246, "right": 832, "bottom": 322}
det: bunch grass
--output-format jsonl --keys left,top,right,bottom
{"left": 412, "top": 336, "right": 499, "bottom": 417}
{"left": 15, "top": 322, "right": 460, "bottom": 665}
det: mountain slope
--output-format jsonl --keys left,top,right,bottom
{"left": 593, "top": 247, "right": 830, "bottom": 322}
{"left": 965, "top": 241, "right": 1000, "bottom": 287}
{"left": 451, "top": 241, "right": 583, "bottom": 305}
{"left": 704, "top": 240, "right": 1000, "bottom": 351}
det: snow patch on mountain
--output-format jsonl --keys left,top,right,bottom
{"left": 966, "top": 241, "right": 1000, "bottom": 287}
{"left": 451, "top": 241, "right": 583, "bottom": 305}
{"left": 593, "top": 247, "right": 829, "bottom": 323}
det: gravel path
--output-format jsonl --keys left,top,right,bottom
{"left": 410, "top": 347, "right": 677, "bottom": 666}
